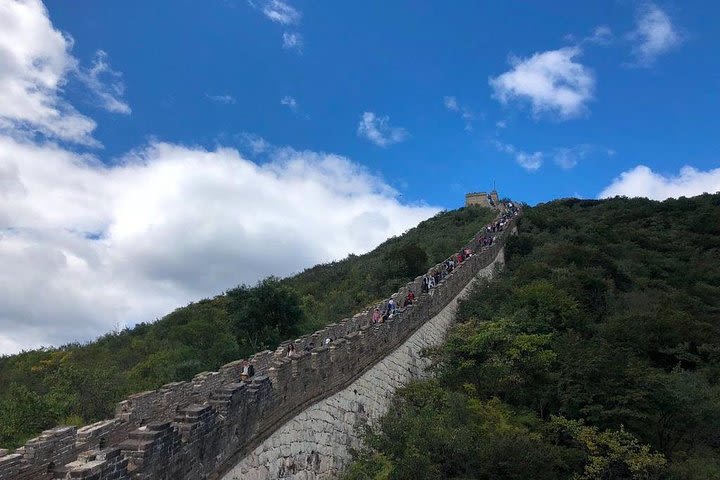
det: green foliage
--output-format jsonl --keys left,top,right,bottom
{"left": 345, "top": 381, "right": 579, "bottom": 480}
{"left": 397, "top": 243, "right": 430, "bottom": 278}
{"left": 441, "top": 319, "right": 557, "bottom": 412}
{"left": 549, "top": 416, "right": 667, "bottom": 480}
{"left": 283, "top": 206, "right": 495, "bottom": 326}
{"left": 227, "top": 277, "right": 304, "bottom": 352}
{"left": 0, "top": 384, "right": 54, "bottom": 447}
{"left": 0, "top": 206, "right": 495, "bottom": 448}
{"left": 345, "top": 194, "right": 720, "bottom": 479}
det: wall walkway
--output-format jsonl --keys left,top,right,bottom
{"left": 224, "top": 246, "right": 505, "bottom": 479}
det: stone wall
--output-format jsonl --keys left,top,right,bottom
{"left": 465, "top": 190, "right": 499, "bottom": 208}
{"left": 223, "top": 246, "right": 506, "bottom": 479}
{"left": 0, "top": 211, "right": 518, "bottom": 480}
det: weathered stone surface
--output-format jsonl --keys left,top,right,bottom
{"left": 222, "top": 250, "right": 505, "bottom": 479}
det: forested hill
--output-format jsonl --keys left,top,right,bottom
{"left": 0, "top": 206, "right": 496, "bottom": 449}
{"left": 282, "top": 205, "right": 500, "bottom": 331}
{"left": 345, "top": 194, "right": 720, "bottom": 480}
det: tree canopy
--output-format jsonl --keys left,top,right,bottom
{"left": 344, "top": 194, "right": 720, "bottom": 480}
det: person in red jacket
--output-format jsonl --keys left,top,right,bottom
{"left": 404, "top": 290, "right": 415, "bottom": 307}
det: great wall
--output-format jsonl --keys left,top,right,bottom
{"left": 0, "top": 208, "right": 518, "bottom": 480}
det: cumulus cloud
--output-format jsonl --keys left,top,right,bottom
{"left": 629, "top": 3, "right": 681, "bottom": 66}
{"left": 77, "top": 50, "right": 131, "bottom": 114}
{"left": 0, "top": 1, "right": 438, "bottom": 354}
{"left": 489, "top": 47, "right": 594, "bottom": 119}
{"left": 599, "top": 165, "right": 720, "bottom": 200}
{"left": 206, "top": 93, "right": 236, "bottom": 104}
{"left": 280, "top": 95, "right": 298, "bottom": 111}
{"left": 0, "top": 136, "right": 440, "bottom": 353}
{"left": 357, "top": 112, "right": 408, "bottom": 148}
{"left": 0, "top": 0, "right": 131, "bottom": 145}
{"left": 493, "top": 140, "right": 543, "bottom": 172}
{"left": 282, "top": 32, "right": 302, "bottom": 51}
{"left": 0, "top": 0, "right": 97, "bottom": 144}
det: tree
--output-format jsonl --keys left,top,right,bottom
{"left": 549, "top": 416, "right": 668, "bottom": 480}
{"left": 227, "top": 277, "right": 304, "bottom": 352}
{"left": 0, "top": 384, "right": 54, "bottom": 448}
{"left": 399, "top": 244, "right": 429, "bottom": 278}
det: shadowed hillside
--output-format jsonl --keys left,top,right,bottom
{"left": 0, "top": 206, "right": 495, "bottom": 449}
{"left": 345, "top": 194, "right": 720, "bottom": 480}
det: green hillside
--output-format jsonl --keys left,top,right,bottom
{"left": 345, "top": 194, "right": 720, "bottom": 480}
{"left": 284, "top": 205, "right": 500, "bottom": 331}
{"left": 0, "top": 206, "right": 496, "bottom": 448}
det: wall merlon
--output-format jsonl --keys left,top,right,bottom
{"left": 0, "top": 454, "right": 22, "bottom": 466}
{"left": 220, "top": 359, "right": 244, "bottom": 372}
{"left": 76, "top": 419, "right": 120, "bottom": 447}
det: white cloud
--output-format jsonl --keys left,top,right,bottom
{"left": 280, "top": 95, "right": 298, "bottom": 111}
{"left": 552, "top": 145, "right": 594, "bottom": 169}
{"left": 629, "top": 3, "right": 681, "bottom": 66}
{"left": 496, "top": 120, "right": 507, "bottom": 129}
{"left": 0, "top": 135, "right": 440, "bottom": 353}
{"left": 282, "top": 32, "right": 302, "bottom": 51}
{"left": 443, "top": 96, "right": 459, "bottom": 111}
{"left": 77, "top": 50, "right": 131, "bottom": 114}
{"left": 0, "top": 1, "right": 439, "bottom": 354}
{"left": 493, "top": 140, "right": 543, "bottom": 172}
{"left": 252, "top": 0, "right": 301, "bottom": 25}
{"left": 249, "top": 1, "right": 303, "bottom": 51}
{"left": 495, "top": 142, "right": 611, "bottom": 171}
{"left": 206, "top": 93, "right": 236, "bottom": 104}
{"left": 0, "top": 0, "right": 97, "bottom": 144}
{"left": 566, "top": 25, "right": 614, "bottom": 46}
{"left": 552, "top": 145, "right": 615, "bottom": 169}
{"left": 489, "top": 47, "right": 594, "bottom": 119}
{"left": 553, "top": 148, "right": 580, "bottom": 169}
{"left": 516, "top": 152, "right": 543, "bottom": 171}
{"left": 493, "top": 140, "right": 615, "bottom": 172}
{"left": 443, "top": 96, "right": 474, "bottom": 131}
{"left": 357, "top": 111, "right": 408, "bottom": 148}
{"left": 599, "top": 165, "right": 720, "bottom": 200}
{"left": 589, "top": 25, "right": 613, "bottom": 45}
{"left": 238, "top": 132, "right": 270, "bottom": 154}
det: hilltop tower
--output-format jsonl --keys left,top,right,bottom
{"left": 465, "top": 189, "right": 500, "bottom": 208}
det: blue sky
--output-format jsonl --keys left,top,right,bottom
{"left": 42, "top": 0, "right": 719, "bottom": 205}
{"left": 0, "top": 0, "right": 718, "bottom": 352}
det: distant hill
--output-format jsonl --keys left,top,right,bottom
{"left": 0, "top": 205, "right": 496, "bottom": 448}
{"left": 344, "top": 194, "right": 720, "bottom": 480}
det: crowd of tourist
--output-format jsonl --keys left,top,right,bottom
{"left": 241, "top": 202, "right": 521, "bottom": 382}
{"left": 371, "top": 202, "right": 520, "bottom": 326}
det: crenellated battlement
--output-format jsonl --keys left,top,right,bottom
{"left": 0, "top": 207, "right": 519, "bottom": 480}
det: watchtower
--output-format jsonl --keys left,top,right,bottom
{"left": 465, "top": 189, "right": 499, "bottom": 208}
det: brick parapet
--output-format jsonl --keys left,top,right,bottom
{"left": 0, "top": 209, "right": 518, "bottom": 480}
